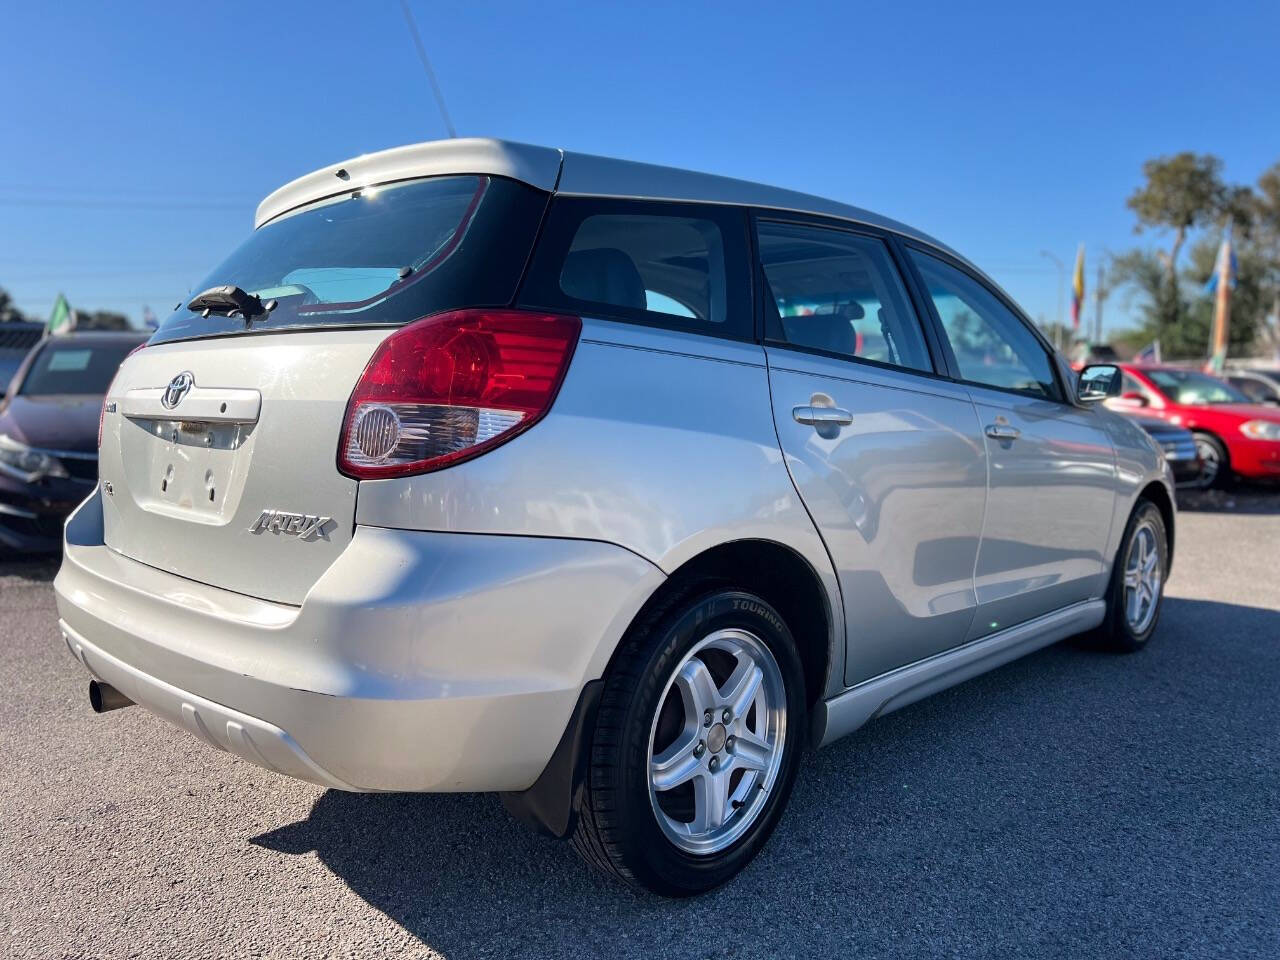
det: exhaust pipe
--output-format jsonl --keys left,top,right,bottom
{"left": 88, "top": 679, "right": 133, "bottom": 713}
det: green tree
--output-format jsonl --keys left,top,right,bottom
{"left": 1109, "top": 249, "right": 1185, "bottom": 349}
{"left": 1181, "top": 237, "right": 1267, "bottom": 356}
{"left": 1126, "top": 153, "right": 1229, "bottom": 325}
{"left": 0, "top": 286, "right": 28, "bottom": 324}
{"left": 1251, "top": 161, "right": 1280, "bottom": 352}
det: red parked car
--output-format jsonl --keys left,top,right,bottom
{"left": 1108, "top": 364, "right": 1280, "bottom": 488}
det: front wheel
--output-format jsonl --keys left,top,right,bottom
{"left": 1190, "top": 431, "right": 1229, "bottom": 489}
{"left": 571, "top": 589, "right": 806, "bottom": 896}
{"left": 1096, "top": 499, "right": 1169, "bottom": 652}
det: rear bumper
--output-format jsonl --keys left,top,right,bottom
{"left": 55, "top": 491, "right": 663, "bottom": 792}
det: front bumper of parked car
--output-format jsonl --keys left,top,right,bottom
{"left": 0, "top": 470, "right": 96, "bottom": 552}
{"left": 1228, "top": 436, "right": 1280, "bottom": 479}
{"left": 1152, "top": 434, "right": 1202, "bottom": 486}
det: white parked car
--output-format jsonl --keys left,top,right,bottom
{"left": 57, "top": 139, "right": 1174, "bottom": 895}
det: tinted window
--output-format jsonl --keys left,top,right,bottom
{"left": 520, "top": 199, "right": 751, "bottom": 339}
{"left": 1147, "top": 369, "right": 1249, "bottom": 405}
{"left": 757, "top": 222, "right": 931, "bottom": 373}
{"left": 909, "top": 250, "right": 1059, "bottom": 400}
{"left": 19, "top": 340, "right": 141, "bottom": 396}
{"left": 152, "top": 175, "right": 546, "bottom": 345}
{"left": 1122, "top": 372, "right": 1150, "bottom": 397}
{"left": 1230, "top": 376, "right": 1279, "bottom": 403}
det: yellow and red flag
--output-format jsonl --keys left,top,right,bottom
{"left": 1070, "top": 245, "right": 1085, "bottom": 330}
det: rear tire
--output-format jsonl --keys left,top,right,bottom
{"left": 570, "top": 588, "right": 806, "bottom": 896}
{"left": 1095, "top": 498, "right": 1168, "bottom": 652}
{"left": 1190, "top": 431, "right": 1229, "bottom": 489}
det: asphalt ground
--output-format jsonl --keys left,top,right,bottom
{"left": 1, "top": 488, "right": 1277, "bottom": 959}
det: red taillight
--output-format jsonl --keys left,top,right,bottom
{"left": 338, "top": 308, "right": 581, "bottom": 478}
{"left": 99, "top": 341, "right": 148, "bottom": 449}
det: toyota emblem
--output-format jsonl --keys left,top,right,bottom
{"left": 162, "top": 371, "right": 195, "bottom": 409}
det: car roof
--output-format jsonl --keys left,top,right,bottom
{"left": 254, "top": 136, "right": 976, "bottom": 275}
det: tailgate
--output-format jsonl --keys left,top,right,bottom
{"left": 99, "top": 328, "right": 390, "bottom": 604}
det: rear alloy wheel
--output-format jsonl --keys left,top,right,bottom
{"left": 1190, "top": 432, "right": 1228, "bottom": 489}
{"left": 571, "top": 589, "right": 806, "bottom": 896}
{"left": 646, "top": 628, "right": 788, "bottom": 856}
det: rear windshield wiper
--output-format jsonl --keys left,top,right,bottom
{"left": 187, "top": 285, "right": 271, "bottom": 320}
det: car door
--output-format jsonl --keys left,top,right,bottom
{"left": 756, "top": 218, "right": 988, "bottom": 686}
{"left": 904, "top": 247, "right": 1117, "bottom": 640}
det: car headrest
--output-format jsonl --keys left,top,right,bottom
{"left": 561, "top": 247, "right": 646, "bottom": 311}
{"left": 781, "top": 311, "right": 857, "bottom": 356}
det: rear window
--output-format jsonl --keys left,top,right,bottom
{"left": 151, "top": 175, "right": 547, "bottom": 345}
{"left": 20, "top": 340, "right": 141, "bottom": 396}
{"left": 519, "top": 198, "right": 751, "bottom": 340}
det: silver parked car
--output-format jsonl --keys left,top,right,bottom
{"left": 56, "top": 139, "right": 1175, "bottom": 896}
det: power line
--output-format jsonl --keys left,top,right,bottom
{"left": 399, "top": 0, "right": 457, "bottom": 139}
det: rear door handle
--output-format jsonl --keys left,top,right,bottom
{"left": 985, "top": 423, "right": 1021, "bottom": 440}
{"left": 793, "top": 405, "right": 854, "bottom": 427}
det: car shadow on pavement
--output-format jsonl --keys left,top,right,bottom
{"left": 1177, "top": 483, "right": 1280, "bottom": 514}
{"left": 0, "top": 554, "right": 59, "bottom": 582}
{"left": 252, "top": 596, "right": 1280, "bottom": 959}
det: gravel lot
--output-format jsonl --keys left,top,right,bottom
{"left": 2, "top": 489, "right": 1278, "bottom": 959}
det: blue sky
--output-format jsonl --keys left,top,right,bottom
{"left": 3, "top": 0, "right": 1278, "bottom": 336}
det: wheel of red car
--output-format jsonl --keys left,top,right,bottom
{"left": 1190, "top": 432, "right": 1228, "bottom": 489}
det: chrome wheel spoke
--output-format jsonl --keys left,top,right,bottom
{"left": 722, "top": 656, "right": 763, "bottom": 720}
{"left": 691, "top": 771, "right": 730, "bottom": 834}
{"left": 674, "top": 657, "right": 719, "bottom": 725}
{"left": 651, "top": 730, "right": 701, "bottom": 791}
{"left": 730, "top": 729, "right": 771, "bottom": 772}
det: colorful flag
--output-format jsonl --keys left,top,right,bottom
{"left": 1204, "top": 222, "right": 1237, "bottom": 294}
{"left": 1134, "top": 340, "right": 1162, "bottom": 364}
{"left": 1070, "top": 245, "right": 1085, "bottom": 329}
{"left": 1205, "top": 223, "right": 1234, "bottom": 373}
{"left": 46, "top": 293, "right": 76, "bottom": 336}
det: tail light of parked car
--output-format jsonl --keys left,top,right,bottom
{"left": 99, "top": 341, "right": 148, "bottom": 449}
{"left": 338, "top": 308, "right": 581, "bottom": 478}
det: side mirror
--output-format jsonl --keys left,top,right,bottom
{"left": 1077, "top": 364, "right": 1122, "bottom": 403}
{"left": 1109, "top": 391, "right": 1149, "bottom": 409}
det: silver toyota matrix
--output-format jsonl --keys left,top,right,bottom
{"left": 56, "top": 139, "right": 1174, "bottom": 896}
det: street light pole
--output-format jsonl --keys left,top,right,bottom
{"left": 1040, "top": 250, "right": 1065, "bottom": 350}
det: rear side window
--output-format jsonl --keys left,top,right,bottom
{"left": 1231, "top": 376, "right": 1279, "bottom": 403}
{"left": 757, "top": 220, "right": 932, "bottom": 373}
{"left": 150, "top": 175, "right": 547, "bottom": 345}
{"left": 519, "top": 199, "right": 751, "bottom": 340}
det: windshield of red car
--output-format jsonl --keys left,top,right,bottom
{"left": 1146, "top": 369, "right": 1250, "bottom": 405}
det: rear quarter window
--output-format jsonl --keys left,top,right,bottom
{"left": 519, "top": 198, "right": 752, "bottom": 340}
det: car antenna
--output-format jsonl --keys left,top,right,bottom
{"left": 399, "top": 0, "right": 457, "bottom": 139}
